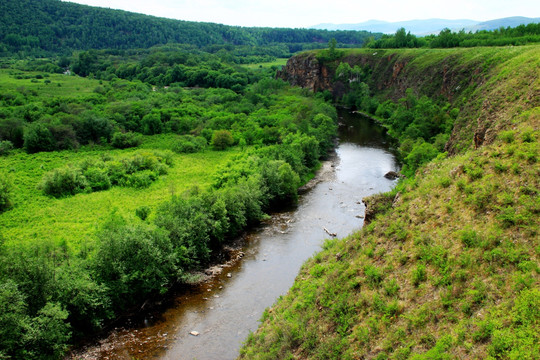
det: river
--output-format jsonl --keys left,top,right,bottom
{"left": 72, "top": 111, "right": 399, "bottom": 360}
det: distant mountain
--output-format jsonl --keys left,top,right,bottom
{"left": 464, "top": 16, "right": 540, "bottom": 32}
{"left": 312, "top": 19, "right": 478, "bottom": 35}
{"left": 312, "top": 17, "right": 540, "bottom": 35}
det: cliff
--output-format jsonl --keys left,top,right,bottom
{"left": 278, "top": 47, "right": 540, "bottom": 154}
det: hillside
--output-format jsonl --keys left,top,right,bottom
{"left": 240, "top": 46, "right": 539, "bottom": 359}
{"left": 0, "top": 0, "right": 378, "bottom": 57}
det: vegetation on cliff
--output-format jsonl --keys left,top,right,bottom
{"left": 241, "top": 46, "right": 539, "bottom": 359}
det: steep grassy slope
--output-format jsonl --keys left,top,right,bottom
{"left": 240, "top": 47, "right": 539, "bottom": 359}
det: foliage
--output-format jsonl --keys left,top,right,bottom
{"left": 0, "top": 0, "right": 378, "bottom": 57}
{"left": 111, "top": 131, "right": 142, "bottom": 149}
{"left": 367, "top": 23, "right": 540, "bottom": 49}
{"left": 0, "top": 141, "right": 13, "bottom": 156}
{"left": 93, "top": 215, "right": 178, "bottom": 310}
{"left": 172, "top": 135, "right": 207, "bottom": 153}
{"left": 38, "top": 167, "right": 89, "bottom": 198}
{"left": 23, "top": 122, "right": 55, "bottom": 153}
{"left": 211, "top": 130, "right": 235, "bottom": 150}
{"left": 39, "top": 151, "right": 172, "bottom": 197}
{"left": 0, "top": 173, "right": 12, "bottom": 213}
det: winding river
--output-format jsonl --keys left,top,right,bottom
{"left": 73, "top": 111, "right": 399, "bottom": 360}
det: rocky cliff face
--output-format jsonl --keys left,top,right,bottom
{"left": 277, "top": 49, "right": 517, "bottom": 153}
{"left": 278, "top": 50, "right": 483, "bottom": 103}
{"left": 276, "top": 53, "right": 333, "bottom": 92}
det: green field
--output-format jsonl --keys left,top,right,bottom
{"left": 242, "top": 58, "right": 288, "bottom": 70}
{"left": 0, "top": 68, "right": 105, "bottom": 98}
{"left": 0, "top": 145, "right": 240, "bottom": 248}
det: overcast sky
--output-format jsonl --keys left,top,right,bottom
{"left": 65, "top": 0, "right": 540, "bottom": 28}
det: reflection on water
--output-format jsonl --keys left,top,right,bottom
{"left": 74, "top": 111, "right": 399, "bottom": 360}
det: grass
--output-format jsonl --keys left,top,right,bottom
{"left": 242, "top": 58, "right": 288, "bottom": 70}
{"left": 241, "top": 112, "right": 539, "bottom": 360}
{"left": 0, "top": 144, "right": 241, "bottom": 249}
{"left": 0, "top": 68, "right": 104, "bottom": 98}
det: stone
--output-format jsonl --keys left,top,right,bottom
{"left": 190, "top": 331, "right": 200, "bottom": 336}
{"left": 384, "top": 171, "right": 401, "bottom": 180}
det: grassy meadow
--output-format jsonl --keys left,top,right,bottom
{"left": 0, "top": 145, "right": 240, "bottom": 249}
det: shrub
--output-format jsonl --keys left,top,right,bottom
{"left": 261, "top": 160, "right": 300, "bottom": 205}
{"left": 172, "top": 135, "right": 207, "bottom": 153}
{"left": 39, "top": 167, "right": 89, "bottom": 197}
{"left": 83, "top": 167, "right": 111, "bottom": 191}
{"left": 23, "top": 122, "right": 55, "bottom": 153}
{"left": 412, "top": 264, "right": 427, "bottom": 287}
{"left": 498, "top": 130, "right": 515, "bottom": 143}
{"left": 211, "top": 130, "right": 234, "bottom": 150}
{"left": 124, "top": 170, "right": 156, "bottom": 188}
{"left": 135, "top": 206, "right": 151, "bottom": 220}
{"left": 111, "top": 131, "right": 142, "bottom": 149}
{"left": 0, "top": 173, "right": 13, "bottom": 212}
{"left": 0, "top": 140, "right": 14, "bottom": 156}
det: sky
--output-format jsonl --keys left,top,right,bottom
{"left": 65, "top": 0, "right": 540, "bottom": 28}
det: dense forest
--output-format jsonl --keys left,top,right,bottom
{"left": 0, "top": 0, "right": 378, "bottom": 57}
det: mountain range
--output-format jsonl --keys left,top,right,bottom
{"left": 312, "top": 16, "right": 540, "bottom": 35}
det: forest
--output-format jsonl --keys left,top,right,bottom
{"left": 0, "top": 0, "right": 378, "bottom": 58}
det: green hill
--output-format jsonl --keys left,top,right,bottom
{"left": 240, "top": 46, "right": 539, "bottom": 359}
{"left": 0, "top": 0, "right": 378, "bottom": 57}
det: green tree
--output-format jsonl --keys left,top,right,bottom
{"left": 23, "top": 122, "right": 55, "bottom": 153}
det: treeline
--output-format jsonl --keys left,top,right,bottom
{"left": 0, "top": 0, "right": 378, "bottom": 57}
{"left": 367, "top": 23, "right": 540, "bottom": 49}
{"left": 333, "top": 62, "right": 457, "bottom": 176}
{"left": 70, "top": 45, "right": 257, "bottom": 90}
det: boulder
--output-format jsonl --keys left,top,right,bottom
{"left": 384, "top": 171, "right": 401, "bottom": 180}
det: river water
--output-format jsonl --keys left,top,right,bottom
{"left": 72, "top": 111, "right": 399, "bottom": 360}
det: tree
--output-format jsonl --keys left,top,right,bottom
{"left": 23, "top": 122, "right": 55, "bottom": 153}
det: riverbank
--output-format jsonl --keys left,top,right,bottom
{"left": 67, "top": 111, "right": 399, "bottom": 360}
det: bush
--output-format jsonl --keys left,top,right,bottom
{"left": 111, "top": 131, "right": 142, "bottom": 149}
{"left": 83, "top": 167, "right": 111, "bottom": 191}
{"left": 39, "top": 167, "right": 89, "bottom": 197}
{"left": 172, "top": 135, "right": 207, "bottom": 153}
{"left": 0, "top": 140, "right": 14, "bottom": 156}
{"left": 0, "top": 173, "right": 13, "bottom": 212}
{"left": 23, "top": 122, "right": 55, "bottom": 153}
{"left": 412, "top": 264, "right": 427, "bottom": 287}
{"left": 135, "top": 206, "right": 151, "bottom": 220}
{"left": 261, "top": 160, "right": 300, "bottom": 205}
{"left": 211, "top": 130, "right": 234, "bottom": 150}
